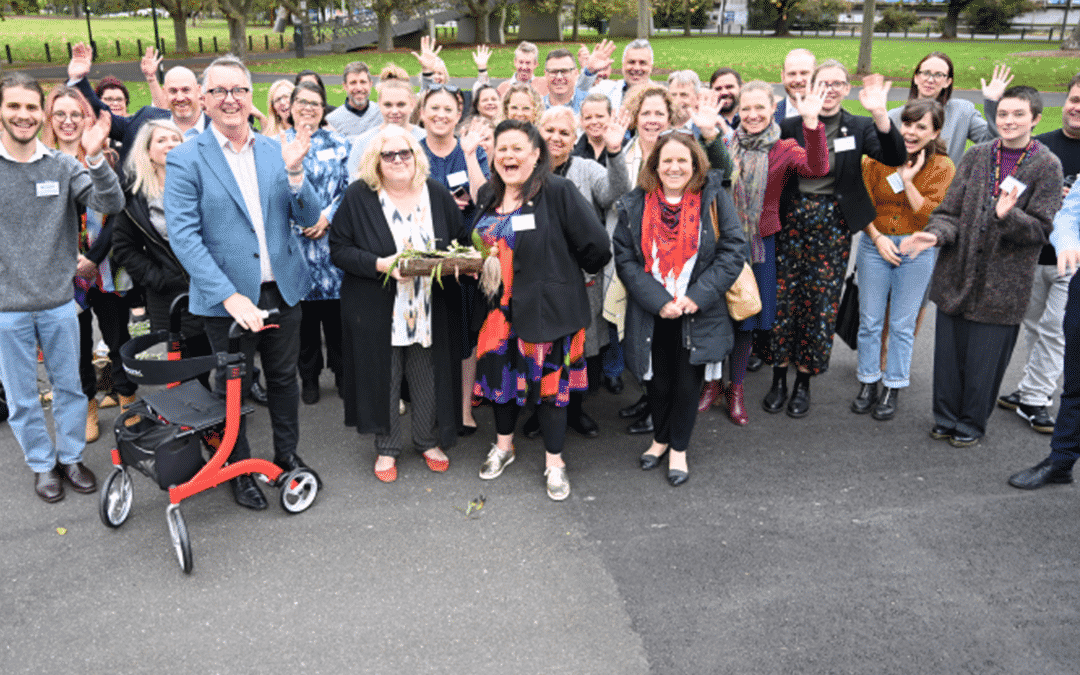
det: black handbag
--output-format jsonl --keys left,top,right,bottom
{"left": 835, "top": 271, "right": 859, "bottom": 350}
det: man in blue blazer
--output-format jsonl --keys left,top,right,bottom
{"left": 165, "top": 54, "right": 321, "bottom": 510}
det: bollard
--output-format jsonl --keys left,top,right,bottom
{"left": 248, "top": 35, "right": 253, "bottom": 51}
{"left": 279, "top": 34, "right": 284, "bottom": 48}
{"left": 264, "top": 35, "right": 269, "bottom": 50}
{"left": 66, "top": 42, "right": 72, "bottom": 58}
{"left": 5, "top": 45, "right": 11, "bottom": 65}
{"left": 214, "top": 36, "right": 218, "bottom": 52}
{"left": 137, "top": 38, "right": 142, "bottom": 53}
{"left": 116, "top": 39, "right": 121, "bottom": 56}
{"left": 44, "top": 43, "right": 51, "bottom": 62}
{"left": 199, "top": 36, "right": 203, "bottom": 53}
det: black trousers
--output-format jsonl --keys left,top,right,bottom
{"left": 933, "top": 309, "right": 1019, "bottom": 439}
{"left": 79, "top": 288, "right": 135, "bottom": 399}
{"left": 649, "top": 317, "right": 705, "bottom": 452}
{"left": 493, "top": 401, "right": 568, "bottom": 455}
{"left": 1051, "top": 272, "right": 1080, "bottom": 465}
{"left": 204, "top": 283, "right": 301, "bottom": 462}
{"left": 298, "top": 299, "right": 342, "bottom": 385}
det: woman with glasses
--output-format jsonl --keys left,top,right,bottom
{"left": 890, "top": 52, "right": 1011, "bottom": 164}
{"left": 42, "top": 86, "right": 135, "bottom": 443}
{"left": 763, "top": 60, "right": 906, "bottom": 419}
{"left": 472, "top": 120, "right": 611, "bottom": 501}
{"left": 330, "top": 127, "right": 467, "bottom": 483}
{"left": 282, "top": 82, "right": 350, "bottom": 405}
{"left": 263, "top": 79, "right": 294, "bottom": 138}
{"left": 502, "top": 83, "right": 543, "bottom": 126}
{"left": 614, "top": 132, "right": 745, "bottom": 487}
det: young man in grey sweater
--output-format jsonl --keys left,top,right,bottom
{"left": 0, "top": 72, "right": 125, "bottom": 503}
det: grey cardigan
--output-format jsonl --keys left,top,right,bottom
{"left": 888, "top": 97, "right": 999, "bottom": 165}
{"left": 924, "top": 140, "right": 1062, "bottom": 325}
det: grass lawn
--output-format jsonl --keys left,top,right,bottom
{"left": 0, "top": 15, "right": 291, "bottom": 63}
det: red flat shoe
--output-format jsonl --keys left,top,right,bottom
{"left": 374, "top": 459, "right": 397, "bottom": 483}
{"left": 422, "top": 449, "right": 449, "bottom": 473}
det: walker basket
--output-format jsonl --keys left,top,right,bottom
{"left": 114, "top": 404, "right": 206, "bottom": 490}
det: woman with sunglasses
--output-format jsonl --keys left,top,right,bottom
{"left": 614, "top": 131, "right": 745, "bottom": 487}
{"left": 282, "top": 82, "right": 351, "bottom": 405}
{"left": 330, "top": 127, "right": 468, "bottom": 483}
{"left": 472, "top": 120, "right": 611, "bottom": 501}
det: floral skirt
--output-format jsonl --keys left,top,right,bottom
{"left": 473, "top": 303, "right": 586, "bottom": 408}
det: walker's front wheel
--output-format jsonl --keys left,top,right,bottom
{"left": 166, "top": 504, "right": 193, "bottom": 574}
{"left": 279, "top": 468, "right": 319, "bottom": 514}
{"left": 99, "top": 467, "right": 133, "bottom": 528}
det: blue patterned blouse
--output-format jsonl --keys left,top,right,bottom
{"left": 286, "top": 126, "right": 350, "bottom": 301}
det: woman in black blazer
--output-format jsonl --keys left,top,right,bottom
{"left": 472, "top": 119, "right": 611, "bottom": 501}
{"left": 329, "top": 126, "right": 467, "bottom": 484}
{"left": 764, "top": 59, "right": 906, "bottom": 419}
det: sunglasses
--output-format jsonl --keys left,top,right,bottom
{"left": 380, "top": 148, "right": 414, "bottom": 163}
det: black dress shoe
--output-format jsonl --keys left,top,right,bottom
{"left": 523, "top": 411, "right": 541, "bottom": 438}
{"left": 667, "top": 469, "right": 688, "bottom": 487}
{"left": 929, "top": 425, "right": 954, "bottom": 440}
{"left": 762, "top": 380, "right": 788, "bottom": 414}
{"left": 948, "top": 431, "right": 980, "bottom": 448}
{"left": 619, "top": 395, "right": 649, "bottom": 419}
{"left": 627, "top": 414, "right": 654, "bottom": 435}
{"left": 34, "top": 469, "right": 64, "bottom": 503}
{"left": 249, "top": 380, "right": 268, "bottom": 406}
{"left": 301, "top": 380, "right": 320, "bottom": 405}
{"left": 231, "top": 474, "right": 268, "bottom": 510}
{"left": 1008, "top": 458, "right": 1074, "bottom": 490}
{"left": 996, "top": 390, "right": 1021, "bottom": 410}
{"left": 602, "top": 375, "right": 624, "bottom": 394}
{"left": 58, "top": 462, "right": 97, "bottom": 493}
{"left": 871, "top": 387, "right": 898, "bottom": 421}
{"left": 458, "top": 424, "right": 478, "bottom": 437}
{"left": 786, "top": 384, "right": 809, "bottom": 418}
{"left": 569, "top": 411, "right": 599, "bottom": 438}
{"left": 851, "top": 382, "right": 878, "bottom": 415}
{"left": 640, "top": 447, "right": 668, "bottom": 470}
{"left": 746, "top": 354, "right": 763, "bottom": 372}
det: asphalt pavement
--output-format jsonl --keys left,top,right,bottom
{"left": 2, "top": 308, "right": 1078, "bottom": 674}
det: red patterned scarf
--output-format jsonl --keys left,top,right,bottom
{"left": 641, "top": 188, "right": 701, "bottom": 286}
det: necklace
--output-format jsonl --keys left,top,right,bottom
{"left": 991, "top": 138, "right": 1037, "bottom": 197}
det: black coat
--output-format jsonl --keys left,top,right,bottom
{"left": 329, "top": 178, "right": 466, "bottom": 447}
{"left": 779, "top": 108, "right": 905, "bottom": 233}
{"left": 614, "top": 171, "right": 746, "bottom": 380}
{"left": 472, "top": 174, "right": 612, "bottom": 344}
{"left": 112, "top": 190, "right": 189, "bottom": 299}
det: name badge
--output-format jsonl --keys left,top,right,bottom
{"left": 446, "top": 170, "right": 468, "bottom": 188}
{"left": 834, "top": 136, "right": 856, "bottom": 153}
{"left": 886, "top": 172, "right": 905, "bottom": 194}
{"left": 316, "top": 148, "right": 336, "bottom": 162}
{"left": 511, "top": 214, "right": 536, "bottom": 232}
{"left": 36, "top": 181, "right": 59, "bottom": 197}
{"left": 999, "top": 175, "right": 1027, "bottom": 197}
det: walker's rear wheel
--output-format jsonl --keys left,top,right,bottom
{"left": 166, "top": 505, "right": 193, "bottom": 574}
{"left": 98, "top": 468, "right": 133, "bottom": 528}
{"left": 279, "top": 468, "right": 319, "bottom": 514}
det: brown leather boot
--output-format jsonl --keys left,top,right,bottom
{"left": 698, "top": 380, "right": 721, "bottom": 412}
{"left": 727, "top": 383, "right": 749, "bottom": 426}
{"left": 85, "top": 398, "right": 100, "bottom": 443}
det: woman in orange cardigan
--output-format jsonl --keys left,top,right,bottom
{"left": 853, "top": 98, "right": 955, "bottom": 420}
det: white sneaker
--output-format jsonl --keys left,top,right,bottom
{"left": 544, "top": 465, "right": 570, "bottom": 501}
{"left": 479, "top": 444, "right": 515, "bottom": 480}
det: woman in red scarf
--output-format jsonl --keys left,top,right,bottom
{"left": 613, "top": 133, "right": 745, "bottom": 486}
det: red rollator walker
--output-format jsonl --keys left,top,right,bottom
{"left": 99, "top": 295, "right": 320, "bottom": 573}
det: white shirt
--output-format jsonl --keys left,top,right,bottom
{"left": 210, "top": 124, "right": 274, "bottom": 283}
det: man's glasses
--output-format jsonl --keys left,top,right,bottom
{"left": 817, "top": 80, "right": 849, "bottom": 91}
{"left": 380, "top": 148, "right": 414, "bottom": 163}
{"left": 546, "top": 68, "right": 574, "bottom": 77}
{"left": 206, "top": 86, "right": 252, "bottom": 101}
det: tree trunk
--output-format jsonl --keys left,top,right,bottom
{"left": 941, "top": 2, "right": 963, "bottom": 38}
{"left": 72, "top": 1, "right": 82, "bottom": 18}
{"left": 856, "top": 0, "right": 875, "bottom": 75}
{"left": 477, "top": 8, "right": 489, "bottom": 43}
{"left": 377, "top": 12, "right": 393, "bottom": 50}
{"left": 228, "top": 15, "right": 246, "bottom": 55}
{"left": 496, "top": 6, "right": 506, "bottom": 44}
{"left": 637, "top": 0, "right": 649, "bottom": 37}
{"left": 1064, "top": 21, "right": 1080, "bottom": 49}
{"left": 683, "top": 0, "right": 691, "bottom": 35}
{"left": 572, "top": 0, "right": 581, "bottom": 41}
{"left": 170, "top": 11, "right": 190, "bottom": 53}
{"left": 775, "top": 13, "right": 790, "bottom": 36}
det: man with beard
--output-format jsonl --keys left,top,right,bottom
{"left": 775, "top": 49, "right": 816, "bottom": 123}
{"left": 709, "top": 67, "right": 742, "bottom": 129}
{"left": 326, "top": 61, "right": 382, "bottom": 139}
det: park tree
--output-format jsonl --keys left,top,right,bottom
{"left": 856, "top": 0, "right": 875, "bottom": 74}
{"left": 155, "top": 0, "right": 192, "bottom": 53}
{"left": 770, "top": 0, "right": 798, "bottom": 35}
{"left": 940, "top": 0, "right": 973, "bottom": 38}
{"left": 1065, "top": 21, "right": 1080, "bottom": 50}
{"left": 218, "top": 0, "right": 254, "bottom": 55}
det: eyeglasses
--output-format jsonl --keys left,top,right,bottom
{"left": 52, "top": 111, "right": 84, "bottom": 122}
{"left": 428, "top": 84, "right": 460, "bottom": 94}
{"left": 818, "top": 81, "right": 849, "bottom": 91}
{"left": 546, "top": 68, "right": 575, "bottom": 77}
{"left": 916, "top": 70, "right": 950, "bottom": 81}
{"left": 380, "top": 148, "right": 414, "bottom": 163}
{"left": 292, "top": 98, "right": 323, "bottom": 110}
{"left": 272, "top": 95, "right": 292, "bottom": 106}
{"left": 206, "top": 86, "right": 252, "bottom": 101}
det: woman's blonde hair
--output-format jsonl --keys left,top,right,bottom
{"left": 538, "top": 105, "right": 577, "bottom": 133}
{"left": 126, "top": 119, "right": 185, "bottom": 200}
{"left": 355, "top": 126, "right": 430, "bottom": 191}
{"left": 621, "top": 84, "right": 675, "bottom": 133}
{"left": 501, "top": 83, "right": 543, "bottom": 125}
{"left": 264, "top": 79, "right": 294, "bottom": 137}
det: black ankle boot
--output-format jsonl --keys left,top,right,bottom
{"left": 762, "top": 367, "right": 788, "bottom": 414}
{"left": 851, "top": 382, "right": 879, "bottom": 414}
{"left": 872, "top": 387, "right": 898, "bottom": 420}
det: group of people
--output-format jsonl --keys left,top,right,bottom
{"left": 2, "top": 35, "right": 1079, "bottom": 507}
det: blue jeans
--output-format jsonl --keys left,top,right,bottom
{"left": 855, "top": 233, "right": 935, "bottom": 388}
{"left": 0, "top": 301, "right": 87, "bottom": 472}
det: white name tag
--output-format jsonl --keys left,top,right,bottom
{"left": 316, "top": 148, "right": 336, "bottom": 162}
{"left": 999, "top": 175, "right": 1027, "bottom": 197}
{"left": 886, "top": 172, "right": 905, "bottom": 193}
{"left": 511, "top": 214, "right": 536, "bottom": 232}
{"left": 36, "top": 181, "right": 59, "bottom": 197}
{"left": 446, "top": 170, "right": 468, "bottom": 187}
{"left": 834, "top": 136, "right": 856, "bottom": 153}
